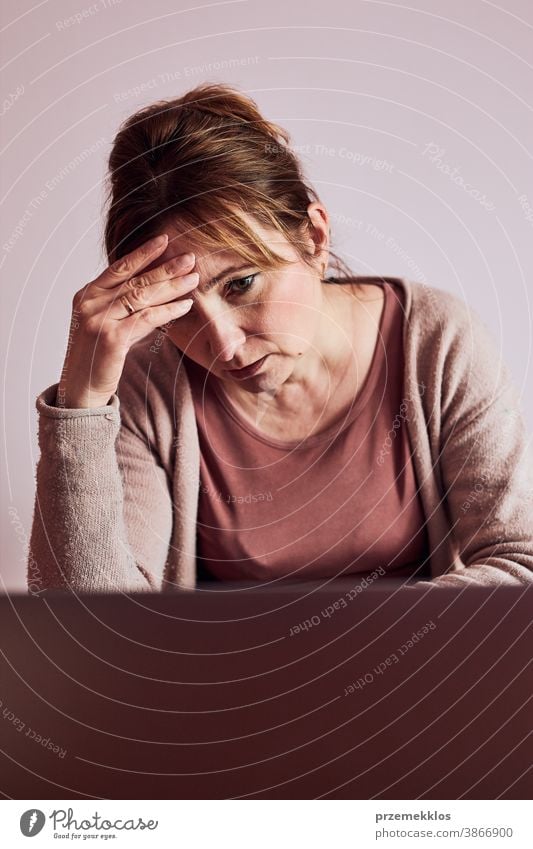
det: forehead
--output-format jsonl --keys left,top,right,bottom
{"left": 143, "top": 232, "right": 235, "bottom": 276}
{"left": 143, "top": 212, "right": 294, "bottom": 278}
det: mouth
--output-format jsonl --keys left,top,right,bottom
{"left": 226, "top": 355, "right": 268, "bottom": 379}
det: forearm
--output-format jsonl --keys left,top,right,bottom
{"left": 429, "top": 558, "right": 533, "bottom": 587}
{"left": 28, "top": 384, "right": 162, "bottom": 593}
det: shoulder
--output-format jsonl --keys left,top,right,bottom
{"left": 393, "top": 278, "right": 499, "bottom": 369}
{"left": 329, "top": 274, "right": 500, "bottom": 359}
{"left": 400, "top": 279, "right": 518, "bottom": 430}
{"left": 407, "top": 279, "right": 480, "bottom": 330}
{"left": 347, "top": 275, "right": 470, "bottom": 318}
{"left": 352, "top": 277, "right": 516, "bottom": 429}
{"left": 346, "top": 275, "right": 486, "bottom": 346}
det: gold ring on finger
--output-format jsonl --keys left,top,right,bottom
{"left": 120, "top": 294, "right": 136, "bottom": 316}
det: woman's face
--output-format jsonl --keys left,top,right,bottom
{"left": 148, "top": 206, "right": 330, "bottom": 395}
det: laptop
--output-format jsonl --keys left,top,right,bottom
{"left": 0, "top": 579, "right": 531, "bottom": 799}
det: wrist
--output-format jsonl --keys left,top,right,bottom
{"left": 56, "top": 385, "right": 113, "bottom": 409}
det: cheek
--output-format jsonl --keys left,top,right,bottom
{"left": 282, "top": 270, "right": 319, "bottom": 315}
{"left": 261, "top": 286, "right": 320, "bottom": 347}
{"left": 165, "top": 280, "right": 318, "bottom": 354}
{"left": 260, "top": 273, "right": 316, "bottom": 325}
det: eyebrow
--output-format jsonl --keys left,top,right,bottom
{"left": 198, "top": 263, "right": 252, "bottom": 294}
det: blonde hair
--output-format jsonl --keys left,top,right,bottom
{"left": 103, "top": 81, "right": 354, "bottom": 281}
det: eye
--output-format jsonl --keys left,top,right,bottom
{"left": 225, "top": 273, "right": 258, "bottom": 296}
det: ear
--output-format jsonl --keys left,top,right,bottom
{"left": 306, "top": 202, "right": 330, "bottom": 273}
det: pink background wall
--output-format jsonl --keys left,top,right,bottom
{"left": 2, "top": 0, "right": 532, "bottom": 591}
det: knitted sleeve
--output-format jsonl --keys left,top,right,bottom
{"left": 27, "top": 383, "right": 173, "bottom": 593}
{"left": 431, "top": 297, "right": 533, "bottom": 587}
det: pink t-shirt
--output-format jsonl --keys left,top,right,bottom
{"left": 183, "top": 280, "right": 430, "bottom": 582}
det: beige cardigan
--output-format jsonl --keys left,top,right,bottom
{"left": 28, "top": 276, "right": 533, "bottom": 593}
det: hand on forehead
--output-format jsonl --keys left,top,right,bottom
{"left": 142, "top": 233, "right": 226, "bottom": 280}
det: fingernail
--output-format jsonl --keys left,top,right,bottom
{"left": 150, "top": 234, "right": 168, "bottom": 247}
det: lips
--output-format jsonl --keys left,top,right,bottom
{"left": 226, "top": 355, "right": 268, "bottom": 378}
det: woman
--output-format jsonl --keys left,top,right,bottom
{"left": 28, "top": 82, "right": 533, "bottom": 593}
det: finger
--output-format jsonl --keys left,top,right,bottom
{"left": 119, "top": 251, "right": 196, "bottom": 295}
{"left": 119, "top": 297, "right": 195, "bottom": 340}
{"left": 107, "top": 271, "right": 199, "bottom": 321}
{"left": 95, "top": 234, "right": 170, "bottom": 290}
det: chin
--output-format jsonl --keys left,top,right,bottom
{"left": 253, "top": 358, "right": 292, "bottom": 393}
{"left": 246, "top": 374, "right": 279, "bottom": 393}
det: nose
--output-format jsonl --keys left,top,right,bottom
{"left": 200, "top": 306, "right": 247, "bottom": 365}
